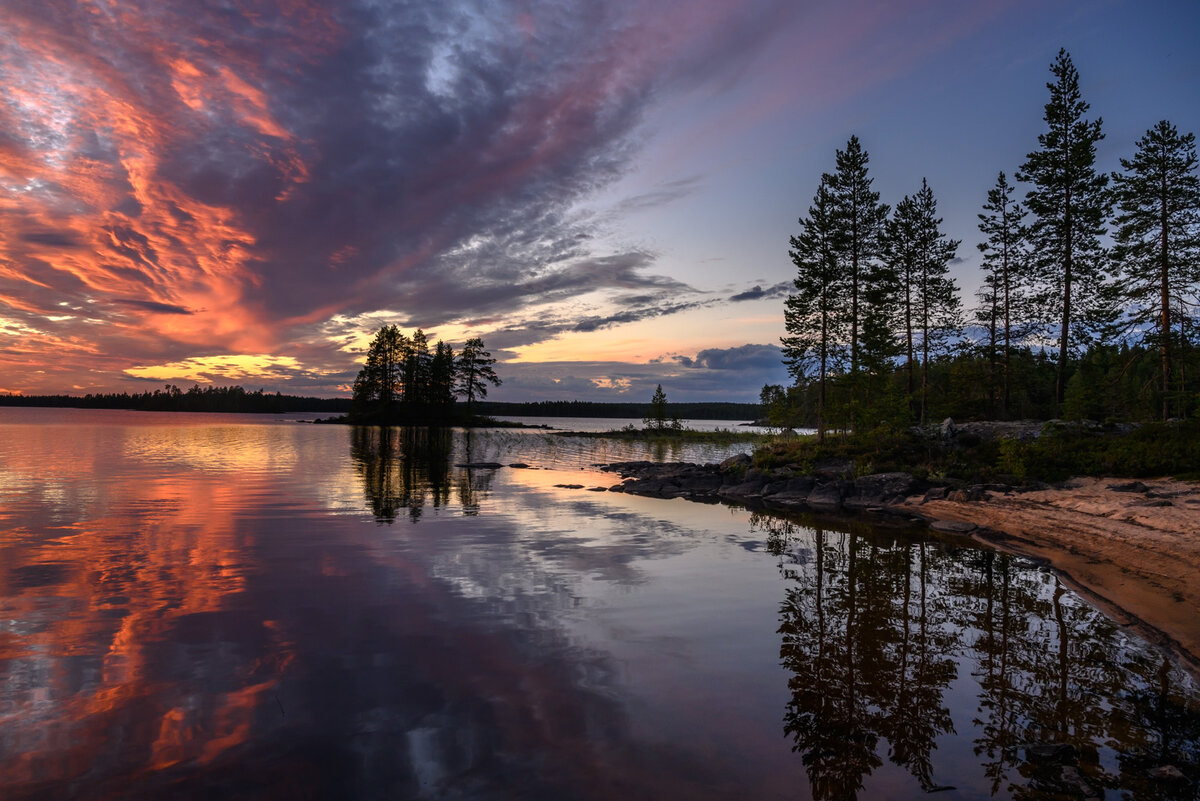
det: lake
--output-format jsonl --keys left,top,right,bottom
{"left": 0, "top": 408, "right": 1197, "bottom": 800}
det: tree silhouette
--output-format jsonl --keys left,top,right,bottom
{"left": 784, "top": 175, "right": 846, "bottom": 441}
{"left": 975, "top": 172, "right": 1031, "bottom": 419}
{"left": 455, "top": 337, "right": 501, "bottom": 415}
{"left": 1112, "top": 120, "right": 1200, "bottom": 420}
{"left": 642, "top": 384, "right": 681, "bottom": 431}
{"left": 1018, "top": 49, "right": 1112, "bottom": 407}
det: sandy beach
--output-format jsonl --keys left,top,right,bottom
{"left": 901, "top": 477, "right": 1200, "bottom": 675}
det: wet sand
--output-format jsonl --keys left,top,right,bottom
{"left": 900, "top": 477, "right": 1200, "bottom": 675}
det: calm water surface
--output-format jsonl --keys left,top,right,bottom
{"left": 0, "top": 409, "right": 1197, "bottom": 800}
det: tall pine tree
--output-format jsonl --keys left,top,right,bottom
{"left": 783, "top": 175, "right": 846, "bottom": 440}
{"left": 455, "top": 338, "right": 501, "bottom": 414}
{"left": 909, "top": 179, "right": 961, "bottom": 425}
{"left": 1017, "top": 49, "right": 1111, "bottom": 407}
{"left": 828, "top": 135, "right": 891, "bottom": 421}
{"left": 1112, "top": 120, "right": 1200, "bottom": 419}
{"left": 885, "top": 192, "right": 921, "bottom": 404}
{"left": 975, "top": 172, "right": 1029, "bottom": 418}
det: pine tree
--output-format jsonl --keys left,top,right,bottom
{"left": 405, "top": 329, "right": 432, "bottom": 407}
{"left": 975, "top": 172, "right": 1029, "bottom": 418}
{"left": 884, "top": 192, "right": 921, "bottom": 403}
{"left": 909, "top": 179, "right": 961, "bottom": 425}
{"left": 352, "top": 325, "right": 406, "bottom": 416}
{"left": 455, "top": 337, "right": 501, "bottom": 414}
{"left": 1017, "top": 49, "right": 1112, "bottom": 407}
{"left": 643, "top": 384, "right": 675, "bottom": 431}
{"left": 1111, "top": 120, "right": 1200, "bottom": 419}
{"left": 884, "top": 182, "right": 961, "bottom": 424}
{"left": 783, "top": 175, "right": 846, "bottom": 440}
{"left": 828, "top": 136, "right": 891, "bottom": 402}
{"left": 429, "top": 341, "right": 457, "bottom": 411}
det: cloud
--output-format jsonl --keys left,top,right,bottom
{"left": 112, "top": 299, "right": 194, "bottom": 315}
{"left": 495, "top": 343, "right": 789, "bottom": 402}
{"left": 728, "top": 282, "right": 790, "bottom": 302}
{"left": 681, "top": 343, "right": 786, "bottom": 372}
{"left": 0, "top": 0, "right": 804, "bottom": 393}
{"left": 19, "top": 230, "right": 84, "bottom": 248}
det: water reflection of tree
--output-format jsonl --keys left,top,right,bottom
{"left": 965, "top": 551, "right": 1200, "bottom": 800}
{"left": 350, "top": 426, "right": 454, "bottom": 523}
{"left": 453, "top": 429, "right": 497, "bottom": 516}
{"left": 965, "top": 550, "right": 1022, "bottom": 794}
{"left": 774, "top": 518, "right": 958, "bottom": 799}
{"left": 758, "top": 513, "right": 1200, "bottom": 799}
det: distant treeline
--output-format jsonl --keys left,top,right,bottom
{"left": 474, "top": 400, "right": 762, "bottom": 420}
{"left": 0, "top": 389, "right": 763, "bottom": 420}
{"left": 0, "top": 384, "right": 352, "bottom": 414}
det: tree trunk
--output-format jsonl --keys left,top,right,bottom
{"left": 818, "top": 307, "right": 828, "bottom": 442}
{"left": 1057, "top": 205, "right": 1072, "bottom": 408}
{"left": 1002, "top": 230, "right": 1011, "bottom": 419}
{"left": 1160, "top": 173, "right": 1171, "bottom": 421}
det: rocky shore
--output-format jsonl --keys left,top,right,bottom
{"left": 599, "top": 454, "right": 942, "bottom": 520}
{"left": 596, "top": 456, "right": 1200, "bottom": 677}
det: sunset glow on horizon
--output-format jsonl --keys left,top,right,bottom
{"left": 2, "top": 0, "right": 1197, "bottom": 401}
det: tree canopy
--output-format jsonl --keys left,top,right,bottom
{"left": 351, "top": 327, "right": 501, "bottom": 424}
{"left": 774, "top": 49, "right": 1200, "bottom": 430}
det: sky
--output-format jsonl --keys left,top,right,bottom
{"left": 1, "top": 0, "right": 1198, "bottom": 402}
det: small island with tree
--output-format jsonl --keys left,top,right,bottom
{"left": 340, "top": 325, "right": 501, "bottom": 425}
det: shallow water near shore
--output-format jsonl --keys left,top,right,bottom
{"left": 1, "top": 408, "right": 1197, "bottom": 800}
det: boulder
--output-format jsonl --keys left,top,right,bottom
{"left": 813, "top": 458, "right": 855, "bottom": 480}
{"left": 847, "top": 472, "right": 921, "bottom": 507}
{"left": 922, "top": 486, "right": 949, "bottom": 502}
{"left": 718, "top": 480, "right": 768, "bottom": 501}
{"left": 719, "top": 453, "right": 752, "bottom": 471}
{"left": 763, "top": 477, "right": 815, "bottom": 508}
{"left": 807, "top": 481, "right": 852, "bottom": 511}
{"left": 679, "top": 474, "right": 723, "bottom": 494}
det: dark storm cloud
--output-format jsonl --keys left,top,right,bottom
{"left": 0, "top": 0, "right": 801, "bottom": 393}
{"left": 3, "top": 1, "right": 796, "bottom": 321}
{"left": 164, "top": 0, "right": 797, "bottom": 325}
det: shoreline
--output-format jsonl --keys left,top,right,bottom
{"left": 599, "top": 460, "right": 1200, "bottom": 677}
{"left": 897, "top": 476, "right": 1200, "bottom": 677}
